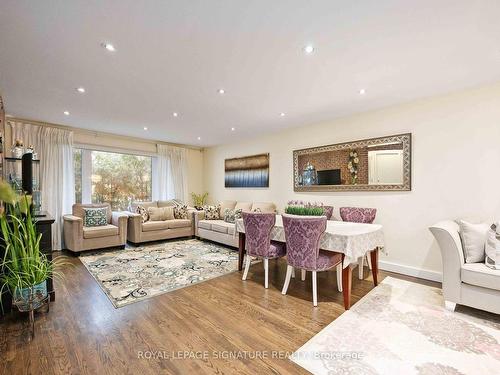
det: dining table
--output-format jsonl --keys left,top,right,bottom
{"left": 235, "top": 215, "right": 385, "bottom": 309}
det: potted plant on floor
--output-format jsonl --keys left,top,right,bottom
{"left": 0, "top": 181, "right": 60, "bottom": 313}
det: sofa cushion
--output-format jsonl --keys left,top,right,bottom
{"left": 73, "top": 203, "right": 112, "bottom": 223}
{"left": 198, "top": 220, "right": 212, "bottom": 230}
{"left": 173, "top": 205, "right": 189, "bottom": 219}
{"left": 83, "top": 207, "right": 108, "bottom": 227}
{"left": 235, "top": 202, "right": 253, "bottom": 212}
{"left": 130, "top": 201, "right": 157, "bottom": 213}
{"left": 461, "top": 263, "right": 500, "bottom": 291}
{"left": 83, "top": 224, "right": 119, "bottom": 239}
{"left": 203, "top": 205, "right": 220, "bottom": 220}
{"left": 219, "top": 200, "right": 237, "bottom": 218}
{"left": 457, "top": 220, "right": 489, "bottom": 263}
{"left": 211, "top": 221, "right": 235, "bottom": 235}
{"left": 251, "top": 202, "right": 276, "bottom": 213}
{"left": 167, "top": 219, "right": 192, "bottom": 229}
{"left": 158, "top": 200, "right": 179, "bottom": 208}
{"left": 142, "top": 221, "right": 170, "bottom": 232}
{"left": 148, "top": 206, "right": 174, "bottom": 221}
{"left": 223, "top": 208, "right": 242, "bottom": 224}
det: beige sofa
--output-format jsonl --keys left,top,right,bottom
{"left": 194, "top": 201, "right": 276, "bottom": 247}
{"left": 127, "top": 200, "right": 195, "bottom": 244}
{"left": 430, "top": 220, "right": 500, "bottom": 314}
{"left": 63, "top": 203, "right": 128, "bottom": 253}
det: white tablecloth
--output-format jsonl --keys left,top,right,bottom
{"left": 235, "top": 215, "right": 385, "bottom": 267}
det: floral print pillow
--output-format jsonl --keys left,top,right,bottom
{"left": 174, "top": 204, "right": 189, "bottom": 219}
{"left": 223, "top": 208, "right": 243, "bottom": 224}
{"left": 203, "top": 205, "right": 220, "bottom": 220}
{"left": 83, "top": 207, "right": 108, "bottom": 227}
{"left": 136, "top": 205, "right": 150, "bottom": 223}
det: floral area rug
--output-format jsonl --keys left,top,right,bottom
{"left": 80, "top": 239, "right": 241, "bottom": 308}
{"left": 290, "top": 276, "right": 500, "bottom": 375}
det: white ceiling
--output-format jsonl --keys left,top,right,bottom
{"left": 1, "top": 0, "right": 500, "bottom": 147}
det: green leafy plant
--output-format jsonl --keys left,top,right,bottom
{"left": 0, "top": 181, "right": 65, "bottom": 310}
{"left": 285, "top": 206, "right": 325, "bottom": 216}
{"left": 191, "top": 192, "right": 208, "bottom": 207}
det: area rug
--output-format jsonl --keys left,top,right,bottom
{"left": 290, "top": 276, "right": 500, "bottom": 375}
{"left": 80, "top": 239, "right": 242, "bottom": 308}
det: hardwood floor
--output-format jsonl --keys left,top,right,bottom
{"left": 0, "top": 248, "right": 439, "bottom": 375}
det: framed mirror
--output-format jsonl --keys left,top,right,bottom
{"left": 293, "top": 133, "right": 411, "bottom": 192}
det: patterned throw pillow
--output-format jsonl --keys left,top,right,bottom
{"left": 203, "top": 205, "right": 220, "bottom": 220}
{"left": 174, "top": 204, "right": 188, "bottom": 219}
{"left": 252, "top": 208, "right": 261, "bottom": 213}
{"left": 223, "top": 208, "right": 242, "bottom": 224}
{"left": 136, "top": 205, "right": 149, "bottom": 223}
{"left": 83, "top": 207, "right": 108, "bottom": 227}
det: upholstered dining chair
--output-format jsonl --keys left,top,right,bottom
{"left": 281, "top": 214, "right": 343, "bottom": 306}
{"left": 241, "top": 212, "right": 287, "bottom": 288}
{"left": 340, "top": 207, "right": 377, "bottom": 279}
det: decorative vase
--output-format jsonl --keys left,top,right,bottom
{"left": 12, "top": 146, "right": 23, "bottom": 158}
{"left": 13, "top": 280, "right": 48, "bottom": 310}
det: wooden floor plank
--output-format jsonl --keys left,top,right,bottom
{"left": 0, "top": 249, "right": 439, "bottom": 374}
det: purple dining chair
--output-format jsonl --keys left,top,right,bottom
{"left": 242, "top": 212, "right": 286, "bottom": 288}
{"left": 340, "top": 207, "right": 377, "bottom": 279}
{"left": 281, "top": 214, "right": 343, "bottom": 306}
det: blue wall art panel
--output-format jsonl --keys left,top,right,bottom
{"left": 224, "top": 153, "right": 269, "bottom": 188}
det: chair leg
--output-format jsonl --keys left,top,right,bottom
{"left": 291, "top": 267, "right": 295, "bottom": 279}
{"left": 358, "top": 257, "right": 364, "bottom": 279}
{"left": 242, "top": 254, "right": 251, "bottom": 281}
{"left": 312, "top": 271, "right": 318, "bottom": 307}
{"left": 281, "top": 265, "right": 293, "bottom": 295}
{"left": 336, "top": 264, "right": 343, "bottom": 292}
{"left": 264, "top": 258, "right": 269, "bottom": 288}
{"left": 366, "top": 254, "right": 372, "bottom": 270}
{"left": 301, "top": 269, "right": 306, "bottom": 281}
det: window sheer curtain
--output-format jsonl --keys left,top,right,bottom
{"left": 9, "top": 121, "right": 74, "bottom": 250}
{"left": 156, "top": 144, "right": 188, "bottom": 202}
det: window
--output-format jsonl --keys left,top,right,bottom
{"left": 74, "top": 148, "right": 153, "bottom": 210}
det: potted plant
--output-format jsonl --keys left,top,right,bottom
{"left": 0, "top": 181, "right": 60, "bottom": 312}
{"left": 191, "top": 192, "right": 208, "bottom": 211}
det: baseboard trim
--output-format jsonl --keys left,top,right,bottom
{"left": 378, "top": 260, "right": 442, "bottom": 282}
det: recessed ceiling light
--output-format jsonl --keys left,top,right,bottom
{"left": 304, "top": 45, "right": 314, "bottom": 54}
{"left": 76, "top": 87, "right": 85, "bottom": 93}
{"left": 173, "top": 112, "right": 179, "bottom": 117}
{"left": 231, "top": 127, "right": 235, "bottom": 131}
{"left": 63, "top": 111, "right": 70, "bottom": 116}
{"left": 197, "top": 136, "right": 201, "bottom": 140}
{"left": 280, "top": 112, "right": 286, "bottom": 117}
{"left": 218, "top": 88, "right": 225, "bottom": 95}
{"left": 101, "top": 42, "right": 116, "bottom": 52}
{"left": 359, "top": 88, "right": 366, "bottom": 95}
{"left": 143, "top": 126, "right": 148, "bottom": 131}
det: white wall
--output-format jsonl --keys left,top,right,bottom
{"left": 204, "top": 82, "right": 500, "bottom": 280}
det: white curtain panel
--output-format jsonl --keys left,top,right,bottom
{"left": 9, "top": 121, "right": 74, "bottom": 250}
{"left": 156, "top": 144, "right": 188, "bottom": 202}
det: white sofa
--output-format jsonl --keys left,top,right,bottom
{"left": 194, "top": 201, "right": 276, "bottom": 247}
{"left": 429, "top": 220, "right": 500, "bottom": 314}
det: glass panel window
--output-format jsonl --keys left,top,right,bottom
{"left": 90, "top": 150, "right": 152, "bottom": 210}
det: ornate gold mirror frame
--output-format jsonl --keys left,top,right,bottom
{"left": 293, "top": 133, "right": 411, "bottom": 192}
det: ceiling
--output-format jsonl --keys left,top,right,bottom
{"left": 1, "top": 1, "right": 500, "bottom": 147}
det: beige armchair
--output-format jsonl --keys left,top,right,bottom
{"left": 63, "top": 203, "right": 128, "bottom": 253}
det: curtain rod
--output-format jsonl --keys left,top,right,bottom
{"left": 7, "top": 116, "right": 203, "bottom": 151}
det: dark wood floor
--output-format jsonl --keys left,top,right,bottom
{"left": 0, "top": 247, "right": 439, "bottom": 375}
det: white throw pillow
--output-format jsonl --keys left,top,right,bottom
{"left": 457, "top": 220, "right": 489, "bottom": 263}
{"left": 485, "top": 223, "right": 500, "bottom": 270}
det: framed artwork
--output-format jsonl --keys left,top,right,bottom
{"left": 224, "top": 153, "right": 269, "bottom": 188}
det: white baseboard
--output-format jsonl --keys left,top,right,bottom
{"left": 378, "top": 260, "right": 442, "bottom": 282}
